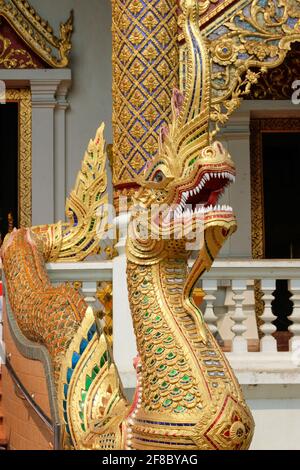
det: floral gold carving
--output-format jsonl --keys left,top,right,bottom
{"left": 179, "top": 0, "right": 300, "bottom": 136}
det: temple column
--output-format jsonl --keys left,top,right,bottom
{"left": 31, "top": 80, "right": 58, "bottom": 225}
{"left": 55, "top": 81, "right": 71, "bottom": 222}
{"left": 111, "top": 0, "right": 179, "bottom": 386}
{"left": 112, "top": 0, "right": 179, "bottom": 206}
{"left": 30, "top": 72, "right": 71, "bottom": 226}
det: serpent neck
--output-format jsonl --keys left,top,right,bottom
{"left": 127, "top": 252, "right": 215, "bottom": 418}
{"left": 125, "top": 235, "right": 251, "bottom": 450}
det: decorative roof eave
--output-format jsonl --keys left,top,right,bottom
{"left": 0, "top": 0, "right": 73, "bottom": 68}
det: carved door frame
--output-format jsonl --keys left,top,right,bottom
{"left": 5, "top": 88, "right": 32, "bottom": 228}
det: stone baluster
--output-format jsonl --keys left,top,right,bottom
{"left": 82, "top": 281, "right": 99, "bottom": 310}
{"left": 288, "top": 279, "right": 300, "bottom": 352}
{"left": 230, "top": 280, "right": 248, "bottom": 353}
{"left": 202, "top": 280, "right": 218, "bottom": 335}
{"left": 260, "top": 279, "right": 277, "bottom": 352}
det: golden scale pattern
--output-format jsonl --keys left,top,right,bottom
{"left": 112, "top": 0, "right": 179, "bottom": 187}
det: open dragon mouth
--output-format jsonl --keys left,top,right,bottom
{"left": 174, "top": 169, "right": 235, "bottom": 220}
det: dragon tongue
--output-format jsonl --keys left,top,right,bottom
{"left": 207, "top": 189, "right": 222, "bottom": 207}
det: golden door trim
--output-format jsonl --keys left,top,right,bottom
{"left": 250, "top": 116, "right": 300, "bottom": 260}
{"left": 6, "top": 89, "right": 32, "bottom": 228}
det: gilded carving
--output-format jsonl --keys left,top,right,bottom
{"left": 246, "top": 43, "right": 300, "bottom": 99}
{"left": 0, "top": 32, "right": 38, "bottom": 68}
{"left": 179, "top": 0, "right": 300, "bottom": 134}
{"left": 33, "top": 124, "right": 109, "bottom": 263}
{"left": 5, "top": 89, "right": 32, "bottom": 228}
{"left": 0, "top": 0, "right": 73, "bottom": 68}
{"left": 97, "top": 282, "right": 113, "bottom": 347}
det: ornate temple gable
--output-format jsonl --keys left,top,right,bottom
{"left": 0, "top": 0, "right": 73, "bottom": 69}
{"left": 179, "top": 0, "right": 300, "bottom": 133}
{"left": 0, "top": 17, "right": 47, "bottom": 68}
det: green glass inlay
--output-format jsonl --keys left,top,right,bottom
{"left": 144, "top": 311, "right": 150, "bottom": 319}
{"left": 160, "top": 381, "right": 169, "bottom": 390}
{"left": 174, "top": 405, "right": 186, "bottom": 414}
{"left": 85, "top": 375, "right": 92, "bottom": 391}
{"left": 81, "top": 423, "right": 86, "bottom": 432}
{"left": 168, "top": 369, "right": 179, "bottom": 378}
{"left": 166, "top": 352, "right": 176, "bottom": 360}
{"left": 157, "top": 364, "right": 167, "bottom": 372}
{"left": 100, "top": 355, "right": 106, "bottom": 368}
{"left": 145, "top": 327, "right": 153, "bottom": 336}
{"left": 184, "top": 393, "right": 195, "bottom": 403}
{"left": 155, "top": 347, "right": 165, "bottom": 355}
{"left": 93, "top": 365, "right": 100, "bottom": 375}
{"left": 164, "top": 336, "right": 173, "bottom": 344}
{"left": 171, "top": 387, "right": 181, "bottom": 396}
{"left": 162, "top": 398, "right": 173, "bottom": 408}
{"left": 146, "top": 343, "right": 154, "bottom": 352}
{"left": 153, "top": 315, "right": 162, "bottom": 323}
{"left": 142, "top": 296, "right": 149, "bottom": 304}
{"left": 181, "top": 375, "right": 191, "bottom": 384}
{"left": 188, "top": 157, "right": 197, "bottom": 167}
{"left": 154, "top": 332, "right": 163, "bottom": 339}
{"left": 79, "top": 411, "right": 84, "bottom": 421}
{"left": 81, "top": 390, "right": 87, "bottom": 403}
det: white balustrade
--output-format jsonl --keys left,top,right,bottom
{"left": 259, "top": 279, "right": 277, "bottom": 353}
{"left": 289, "top": 279, "right": 300, "bottom": 352}
{"left": 3, "top": 257, "right": 300, "bottom": 386}
{"left": 47, "top": 260, "right": 113, "bottom": 308}
{"left": 192, "top": 259, "right": 300, "bottom": 357}
{"left": 231, "top": 279, "right": 248, "bottom": 353}
{"left": 202, "top": 279, "right": 218, "bottom": 335}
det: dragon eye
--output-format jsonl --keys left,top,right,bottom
{"left": 153, "top": 170, "right": 165, "bottom": 183}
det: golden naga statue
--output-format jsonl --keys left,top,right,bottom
{"left": 1, "top": 0, "right": 254, "bottom": 450}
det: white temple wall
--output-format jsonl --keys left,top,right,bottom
{"left": 29, "top": 0, "right": 113, "bottom": 215}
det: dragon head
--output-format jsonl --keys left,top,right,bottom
{"left": 130, "top": 0, "right": 236, "bottom": 261}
